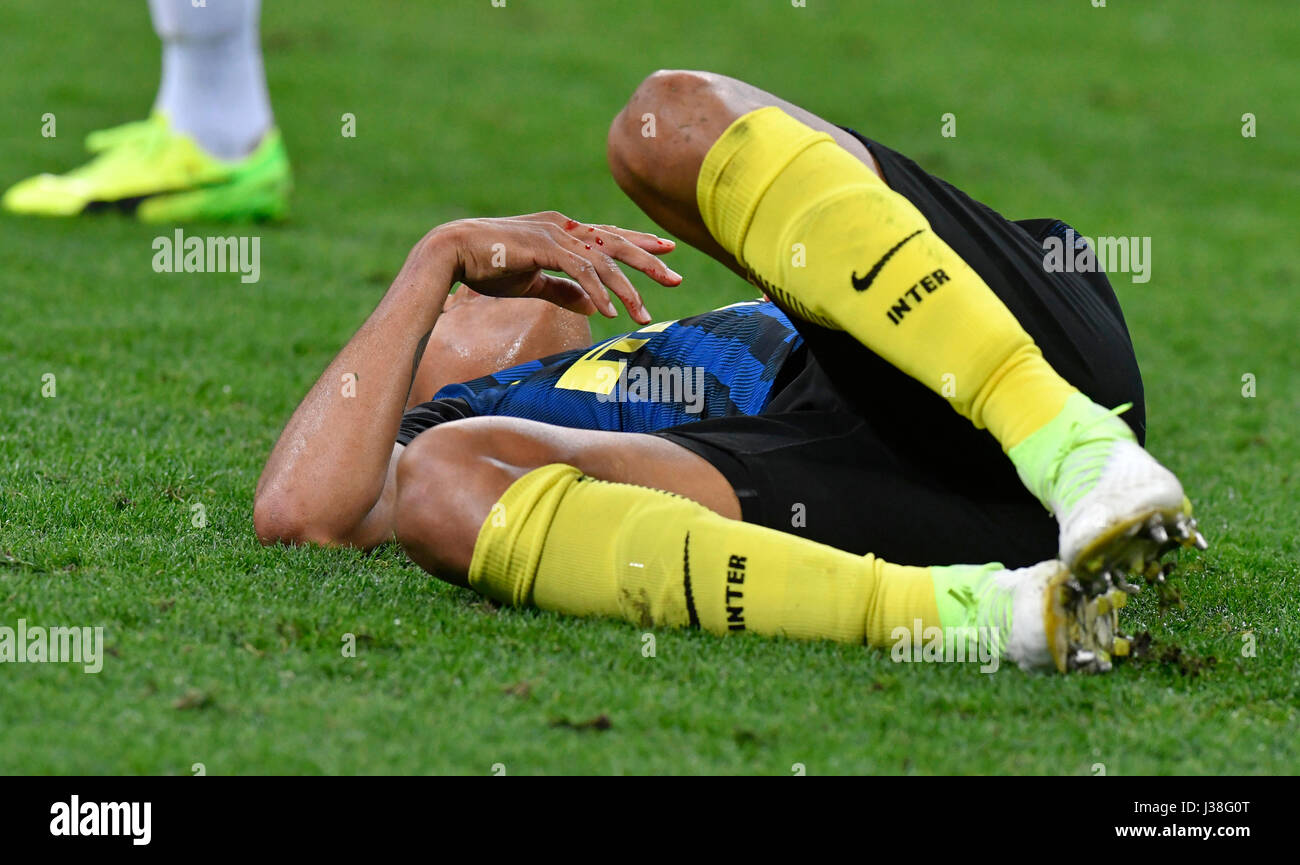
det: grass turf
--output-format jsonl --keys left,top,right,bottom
{"left": 1, "top": 0, "right": 1297, "bottom": 775}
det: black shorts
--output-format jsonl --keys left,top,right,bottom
{"left": 655, "top": 132, "right": 1146, "bottom": 568}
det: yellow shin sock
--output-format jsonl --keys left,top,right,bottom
{"left": 697, "top": 106, "right": 1079, "bottom": 450}
{"left": 468, "top": 465, "right": 1001, "bottom": 647}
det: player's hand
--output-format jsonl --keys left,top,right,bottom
{"left": 432, "top": 211, "right": 681, "bottom": 325}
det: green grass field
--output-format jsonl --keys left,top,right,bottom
{"left": 2, "top": 0, "right": 1297, "bottom": 775}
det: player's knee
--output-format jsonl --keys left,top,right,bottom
{"left": 392, "top": 424, "right": 520, "bottom": 580}
{"left": 623, "top": 68, "right": 716, "bottom": 119}
{"left": 393, "top": 430, "right": 465, "bottom": 575}
{"left": 608, "top": 68, "right": 719, "bottom": 192}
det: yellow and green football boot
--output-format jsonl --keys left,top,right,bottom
{"left": 2, "top": 113, "right": 290, "bottom": 222}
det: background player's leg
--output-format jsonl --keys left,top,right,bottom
{"left": 607, "top": 69, "right": 879, "bottom": 277}
{"left": 149, "top": 0, "right": 272, "bottom": 160}
{"left": 392, "top": 417, "right": 740, "bottom": 582}
{"left": 4, "top": 0, "right": 289, "bottom": 221}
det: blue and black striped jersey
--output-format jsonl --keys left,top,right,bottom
{"left": 397, "top": 300, "right": 802, "bottom": 444}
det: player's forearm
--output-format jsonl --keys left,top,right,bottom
{"left": 254, "top": 233, "right": 455, "bottom": 545}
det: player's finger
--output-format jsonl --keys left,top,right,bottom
{"left": 551, "top": 248, "right": 618, "bottom": 318}
{"left": 521, "top": 211, "right": 672, "bottom": 252}
{"left": 557, "top": 229, "right": 652, "bottom": 323}
{"left": 547, "top": 213, "right": 675, "bottom": 255}
{"left": 548, "top": 220, "right": 680, "bottom": 292}
{"left": 591, "top": 223, "right": 677, "bottom": 255}
{"left": 588, "top": 249, "right": 652, "bottom": 325}
{"left": 534, "top": 223, "right": 650, "bottom": 320}
{"left": 585, "top": 227, "right": 683, "bottom": 288}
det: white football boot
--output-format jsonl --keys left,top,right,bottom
{"left": 956, "top": 559, "right": 1132, "bottom": 673}
{"left": 1008, "top": 394, "right": 1206, "bottom": 597}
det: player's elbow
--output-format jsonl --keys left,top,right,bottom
{"left": 251, "top": 489, "right": 306, "bottom": 545}
{"left": 252, "top": 488, "right": 343, "bottom": 547}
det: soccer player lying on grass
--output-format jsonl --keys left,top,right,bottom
{"left": 256, "top": 248, "right": 808, "bottom": 547}
{"left": 257, "top": 70, "right": 1207, "bottom": 674}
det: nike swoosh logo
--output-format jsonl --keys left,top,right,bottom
{"left": 851, "top": 229, "right": 925, "bottom": 292}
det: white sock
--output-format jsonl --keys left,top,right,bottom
{"left": 149, "top": 0, "right": 272, "bottom": 160}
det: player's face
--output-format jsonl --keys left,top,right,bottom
{"left": 413, "top": 288, "right": 594, "bottom": 400}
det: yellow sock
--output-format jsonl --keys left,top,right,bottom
{"left": 468, "top": 464, "right": 1001, "bottom": 647}
{"left": 697, "top": 106, "right": 1078, "bottom": 450}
